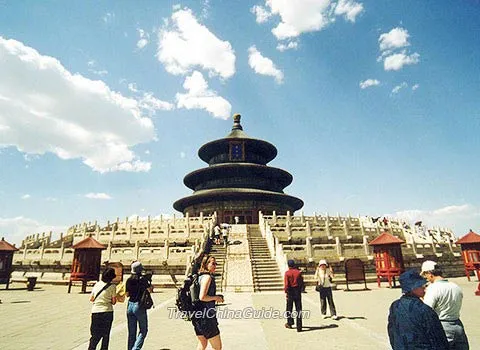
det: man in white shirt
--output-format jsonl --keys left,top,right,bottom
{"left": 421, "top": 260, "right": 469, "bottom": 350}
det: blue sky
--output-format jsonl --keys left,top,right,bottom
{"left": 1, "top": 0, "right": 479, "bottom": 245}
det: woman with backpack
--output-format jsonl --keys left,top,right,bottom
{"left": 192, "top": 255, "right": 224, "bottom": 350}
{"left": 125, "top": 261, "right": 153, "bottom": 350}
{"left": 88, "top": 267, "right": 117, "bottom": 350}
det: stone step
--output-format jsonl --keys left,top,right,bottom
{"left": 255, "top": 282, "right": 284, "bottom": 287}
{"left": 255, "top": 288, "right": 284, "bottom": 292}
{"left": 253, "top": 275, "right": 282, "bottom": 280}
{"left": 253, "top": 270, "right": 280, "bottom": 275}
{"left": 251, "top": 262, "right": 278, "bottom": 266}
{"left": 254, "top": 281, "right": 283, "bottom": 287}
{"left": 253, "top": 269, "right": 280, "bottom": 274}
{"left": 252, "top": 266, "right": 279, "bottom": 270}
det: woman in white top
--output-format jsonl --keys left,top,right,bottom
{"left": 314, "top": 259, "right": 338, "bottom": 320}
{"left": 89, "top": 268, "right": 117, "bottom": 350}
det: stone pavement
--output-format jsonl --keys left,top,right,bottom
{"left": 0, "top": 277, "right": 479, "bottom": 350}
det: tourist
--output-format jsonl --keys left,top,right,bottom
{"left": 88, "top": 267, "right": 117, "bottom": 350}
{"left": 284, "top": 259, "right": 303, "bottom": 332}
{"left": 125, "top": 261, "right": 153, "bottom": 350}
{"left": 421, "top": 260, "right": 470, "bottom": 349}
{"left": 221, "top": 223, "right": 229, "bottom": 247}
{"left": 213, "top": 225, "right": 221, "bottom": 245}
{"left": 192, "top": 255, "right": 224, "bottom": 350}
{"left": 314, "top": 259, "right": 338, "bottom": 320}
{"left": 388, "top": 269, "right": 448, "bottom": 349}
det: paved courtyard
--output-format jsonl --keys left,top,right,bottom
{"left": 0, "top": 277, "right": 479, "bottom": 350}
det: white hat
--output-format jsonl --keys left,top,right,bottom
{"left": 131, "top": 261, "right": 144, "bottom": 274}
{"left": 318, "top": 259, "right": 328, "bottom": 266}
{"left": 421, "top": 260, "right": 437, "bottom": 273}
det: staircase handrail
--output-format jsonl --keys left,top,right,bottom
{"left": 275, "top": 240, "right": 288, "bottom": 276}
{"left": 259, "top": 212, "right": 275, "bottom": 258}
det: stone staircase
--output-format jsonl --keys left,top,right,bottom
{"left": 248, "top": 225, "right": 284, "bottom": 292}
{"left": 209, "top": 244, "right": 226, "bottom": 292}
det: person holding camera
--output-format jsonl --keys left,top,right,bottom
{"left": 315, "top": 259, "right": 338, "bottom": 320}
{"left": 192, "top": 255, "right": 224, "bottom": 350}
{"left": 125, "top": 261, "right": 153, "bottom": 350}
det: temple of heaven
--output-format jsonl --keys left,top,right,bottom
{"left": 173, "top": 114, "right": 304, "bottom": 224}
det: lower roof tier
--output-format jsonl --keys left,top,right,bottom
{"left": 173, "top": 188, "right": 304, "bottom": 213}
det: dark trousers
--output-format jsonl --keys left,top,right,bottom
{"left": 89, "top": 311, "right": 114, "bottom": 350}
{"left": 319, "top": 287, "right": 336, "bottom": 316}
{"left": 286, "top": 288, "right": 302, "bottom": 331}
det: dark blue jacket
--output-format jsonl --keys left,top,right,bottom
{"left": 388, "top": 295, "right": 449, "bottom": 350}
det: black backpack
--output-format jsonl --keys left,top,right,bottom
{"left": 139, "top": 288, "right": 154, "bottom": 309}
{"left": 137, "top": 276, "right": 154, "bottom": 310}
{"left": 176, "top": 273, "right": 201, "bottom": 316}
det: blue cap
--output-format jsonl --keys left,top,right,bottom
{"left": 399, "top": 269, "right": 426, "bottom": 294}
{"left": 287, "top": 259, "right": 295, "bottom": 268}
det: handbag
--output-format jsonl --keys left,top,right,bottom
{"left": 315, "top": 285, "right": 322, "bottom": 292}
{"left": 138, "top": 277, "right": 154, "bottom": 309}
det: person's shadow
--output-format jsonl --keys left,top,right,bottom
{"left": 333, "top": 316, "right": 367, "bottom": 320}
{"left": 300, "top": 324, "right": 339, "bottom": 332}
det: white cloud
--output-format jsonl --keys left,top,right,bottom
{"left": 180, "top": 151, "right": 186, "bottom": 158}
{"left": 109, "top": 160, "right": 151, "bottom": 172}
{"left": 391, "top": 82, "right": 408, "bottom": 94}
{"left": 248, "top": 46, "right": 284, "bottom": 84}
{"left": 84, "top": 192, "right": 112, "bottom": 200}
{"left": 379, "top": 27, "right": 410, "bottom": 51}
{"left": 393, "top": 204, "right": 479, "bottom": 236}
{"left": 378, "top": 27, "right": 419, "bottom": 71}
{"left": 89, "top": 69, "right": 108, "bottom": 77}
{"left": 334, "top": 0, "right": 364, "bottom": 22}
{"left": 136, "top": 29, "right": 149, "bottom": 50}
{"left": 139, "top": 92, "right": 175, "bottom": 115}
{"left": 102, "top": 12, "right": 115, "bottom": 24}
{"left": 0, "top": 37, "right": 156, "bottom": 173}
{"left": 21, "top": 194, "right": 31, "bottom": 200}
{"left": 123, "top": 81, "right": 174, "bottom": 115}
{"left": 201, "top": 0, "right": 211, "bottom": 19}
{"left": 359, "top": 79, "right": 380, "bottom": 89}
{"left": 384, "top": 52, "right": 420, "bottom": 71}
{"left": 158, "top": 8, "right": 236, "bottom": 79}
{"left": 263, "top": 0, "right": 364, "bottom": 40}
{"left": 128, "top": 83, "right": 138, "bottom": 93}
{"left": 251, "top": 5, "right": 272, "bottom": 23}
{"left": 175, "top": 71, "right": 231, "bottom": 119}
{"left": 412, "top": 84, "right": 419, "bottom": 91}
{"left": 0, "top": 216, "right": 67, "bottom": 246}
{"left": 433, "top": 205, "right": 470, "bottom": 216}
{"left": 86, "top": 60, "right": 108, "bottom": 77}
{"left": 276, "top": 41, "right": 298, "bottom": 52}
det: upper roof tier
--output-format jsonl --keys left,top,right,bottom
{"left": 198, "top": 114, "right": 277, "bottom": 165}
